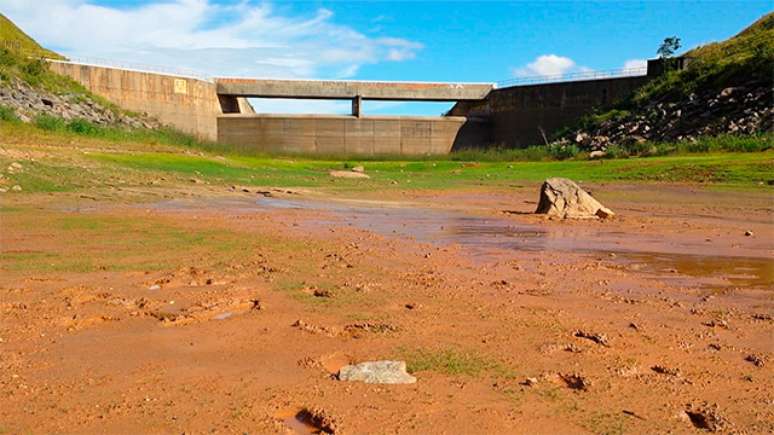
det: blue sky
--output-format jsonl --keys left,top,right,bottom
{"left": 1, "top": 1, "right": 770, "bottom": 114}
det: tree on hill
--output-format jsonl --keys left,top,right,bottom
{"left": 657, "top": 36, "right": 682, "bottom": 59}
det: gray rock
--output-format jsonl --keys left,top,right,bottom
{"left": 338, "top": 360, "right": 416, "bottom": 384}
{"left": 535, "top": 177, "right": 615, "bottom": 219}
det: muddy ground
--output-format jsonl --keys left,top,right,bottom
{"left": 1, "top": 181, "right": 772, "bottom": 434}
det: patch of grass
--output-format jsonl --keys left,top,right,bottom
{"left": 34, "top": 114, "right": 67, "bottom": 131}
{"left": 400, "top": 347, "right": 505, "bottom": 377}
{"left": 584, "top": 411, "right": 628, "bottom": 435}
{"left": 0, "top": 212, "right": 255, "bottom": 274}
{"left": 26, "top": 115, "right": 208, "bottom": 148}
{"left": 87, "top": 148, "right": 773, "bottom": 190}
{"left": 0, "top": 104, "right": 19, "bottom": 122}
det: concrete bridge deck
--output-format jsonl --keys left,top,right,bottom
{"left": 214, "top": 78, "right": 494, "bottom": 101}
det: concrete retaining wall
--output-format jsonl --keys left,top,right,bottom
{"left": 450, "top": 76, "right": 651, "bottom": 148}
{"left": 48, "top": 61, "right": 222, "bottom": 141}
{"left": 218, "top": 114, "right": 466, "bottom": 156}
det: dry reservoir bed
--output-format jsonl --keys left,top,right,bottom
{"left": 0, "top": 184, "right": 772, "bottom": 433}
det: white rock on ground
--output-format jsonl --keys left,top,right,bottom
{"left": 535, "top": 177, "right": 614, "bottom": 219}
{"left": 338, "top": 360, "right": 416, "bottom": 384}
{"left": 329, "top": 170, "right": 370, "bottom": 179}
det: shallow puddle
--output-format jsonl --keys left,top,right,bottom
{"left": 256, "top": 197, "right": 773, "bottom": 290}
{"left": 615, "top": 252, "right": 774, "bottom": 290}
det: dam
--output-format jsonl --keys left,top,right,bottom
{"left": 215, "top": 78, "right": 492, "bottom": 155}
{"left": 47, "top": 59, "right": 665, "bottom": 155}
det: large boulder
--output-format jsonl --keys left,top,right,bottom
{"left": 535, "top": 178, "right": 614, "bottom": 219}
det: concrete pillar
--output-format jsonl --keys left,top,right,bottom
{"left": 352, "top": 95, "right": 362, "bottom": 117}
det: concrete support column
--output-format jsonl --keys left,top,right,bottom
{"left": 352, "top": 95, "right": 362, "bottom": 117}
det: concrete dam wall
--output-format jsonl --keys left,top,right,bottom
{"left": 48, "top": 61, "right": 224, "bottom": 141}
{"left": 47, "top": 60, "right": 656, "bottom": 154}
{"left": 450, "top": 75, "right": 651, "bottom": 148}
{"left": 219, "top": 114, "right": 466, "bottom": 156}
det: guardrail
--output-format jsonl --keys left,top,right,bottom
{"left": 48, "top": 56, "right": 213, "bottom": 81}
{"left": 497, "top": 67, "right": 648, "bottom": 87}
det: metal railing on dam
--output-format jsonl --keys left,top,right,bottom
{"left": 46, "top": 56, "right": 212, "bottom": 81}
{"left": 497, "top": 66, "right": 648, "bottom": 87}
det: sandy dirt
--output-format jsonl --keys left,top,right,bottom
{"left": 1, "top": 183, "right": 772, "bottom": 434}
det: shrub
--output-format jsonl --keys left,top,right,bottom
{"left": 23, "top": 59, "right": 46, "bottom": 77}
{"left": 34, "top": 114, "right": 66, "bottom": 131}
{"left": 0, "top": 104, "right": 19, "bottom": 122}
{"left": 546, "top": 142, "right": 580, "bottom": 160}
{"left": 67, "top": 118, "right": 99, "bottom": 135}
{"left": 604, "top": 144, "right": 629, "bottom": 159}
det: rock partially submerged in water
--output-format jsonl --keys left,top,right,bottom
{"left": 535, "top": 177, "right": 614, "bottom": 219}
{"left": 338, "top": 360, "right": 416, "bottom": 384}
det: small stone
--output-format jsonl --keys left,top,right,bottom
{"left": 11, "top": 185, "right": 22, "bottom": 192}
{"left": 745, "top": 354, "right": 765, "bottom": 367}
{"left": 744, "top": 230, "right": 753, "bottom": 237}
{"left": 329, "top": 170, "right": 369, "bottom": 179}
{"left": 684, "top": 403, "right": 730, "bottom": 432}
{"left": 212, "top": 312, "right": 233, "bottom": 321}
{"left": 521, "top": 377, "right": 539, "bottom": 386}
{"left": 559, "top": 373, "right": 590, "bottom": 390}
{"left": 338, "top": 360, "right": 416, "bottom": 384}
{"left": 651, "top": 365, "right": 680, "bottom": 376}
{"left": 574, "top": 330, "right": 610, "bottom": 347}
{"left": 351, "top": 165, "right": 365, "bottom": 173}
{"left": 148, "top": 284, "right": 161, "bottom": 291}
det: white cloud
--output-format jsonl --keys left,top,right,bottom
{"left": 0, "top": 0, "right": 423, "bottom": 80}
{"left": 512, "top": 54, "right": 577, "bottom": 78}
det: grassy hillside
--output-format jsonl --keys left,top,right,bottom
{"left": 555, "top": 12, "right": 773, "bottom": 157}
{"left": 0, "top": 13, "right": 64, "bottom": 60}
{"left": 631, "top": 12, "right": 773, "bottom": 104}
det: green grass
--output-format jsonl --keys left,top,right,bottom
{"left": 86, "top": 149, "right": 773, "bottom": 190}
{"left": 1, "top": 116, "right": 771, "bottom": 195}
{"left": 634, "top": 12, "right": 773, "bottom": 105}
{"left": 0, "top": 103, "right": 19, "bottom": 122}
{"left": 400, "top": 347, "right": 507, "bottom": 377}
{"left": 31, "top": 114, "right": 207, "bottom": 148}
{"left": 0, "top": 212, "right": 254, "bottom": 273}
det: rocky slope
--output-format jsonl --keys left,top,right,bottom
{"left": 568, "top": 84, "right": 772, "bottom": 153}
{"left": 1, "top": 14, "right": 159, "bottom": 129}
{"left": 556, "top": 13, "right": 773, "bottom": 154}
{"left": 1, "top": 77, "right": 158, "bottom": 129}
